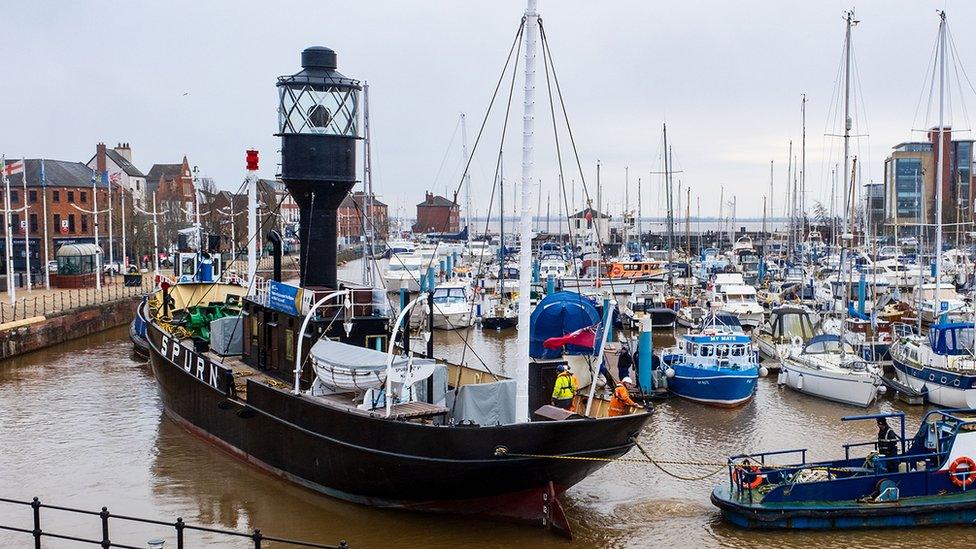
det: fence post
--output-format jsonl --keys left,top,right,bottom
{"left": 252, "top": 529, "right": 262, "bottom": 549}
{"left": 31, "top": 497, "right": 41, "bottom": 549}
{"left": 99, "top": 506, "right": 110, "bottom": 548}
{"left": 175, "top": 517, "right": 185, "bottom": 549}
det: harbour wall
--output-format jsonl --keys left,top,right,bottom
{"left": 0, "top": 296, "right": 140, "bottom": 360}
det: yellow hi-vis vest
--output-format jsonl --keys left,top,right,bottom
{"left": 552, "top": 372, "right": 575, "bottom": 400}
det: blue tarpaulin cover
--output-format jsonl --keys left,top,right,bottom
{"left": 530, "top": 291, "right": 602, "bottom": 359}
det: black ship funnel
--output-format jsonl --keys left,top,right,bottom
{"left": 276, "top": 46, "right": 361, "bottom": 289}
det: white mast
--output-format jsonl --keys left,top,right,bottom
{"left": 22, "top": 159, "right": 30, "bottom": 292}
{"left": 362, "top": 82, "right": 372, "bottom": 286}
{"left": 247, "top": 152, "right": 258, "bottom": 285}
{"left": 2, "top": 157, "right": 12, "bottom": 305}
{"left": 461, "top": 112, "right": 472, "bottom": 249}
{"left": 935, "top": 11, "right": 947, "bottom": 304}
{"left": 516, "top": 0, "right": 538, "bottom": 423}
{"left": 842, "top": 11, "right": 856, "bottom": 248}
{"left": 92, "top": 170, "right": 101, "bottom": 290}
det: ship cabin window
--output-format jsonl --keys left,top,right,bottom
{"left": 716, "top": 344, "right": 730, "bottom": 358}
{"left": 700, "top": 345, "right": 714, "bottom": 357}
{"left": 731, "top": 345, "right": 745, "bottom": 357}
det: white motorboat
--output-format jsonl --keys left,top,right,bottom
{"left": 713, "top": 284, "right": 765, "bottom": 329}
{"left": 382, "top": 256, "right": 426, "bottom": 293}
{"left": 778, "top": 334, "right": 883, "bottom": 407}
{"left": 427, "top": 281, "right": 474, "bottom": 330}
{"left": 912, "top": 283, "right": 972, "bottom": 324}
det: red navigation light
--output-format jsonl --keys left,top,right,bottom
{"left": 246, "top": 150, "right": 259, "bottom": 171}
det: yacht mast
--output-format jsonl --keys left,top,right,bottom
{"left": 461, "top": 113, "right": 472, "bottom": 250}
{"left": 801, "top": 93, "right": 807, "bottom": 242}
{"left": 934, "top": 11, "right": 947, "bottom": 304}
{"left": 516, "top": 0, "right": 538, "bottom": 423}
{"left": 841, "top": 11, "right": 857, "bottom": 254}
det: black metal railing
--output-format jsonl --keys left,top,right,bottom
{"left": 0, "top": 497, "right": 348, "bottom": 549}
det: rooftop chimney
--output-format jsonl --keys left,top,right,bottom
{"left": 115, "top": 142, "right": 132, "bottom": 162}
{"left": 96, "top": 143, "right": 107, "bottom": 174}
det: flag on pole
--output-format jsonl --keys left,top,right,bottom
{"left": 3, "top": 160, "right": 24, "bottom": 176}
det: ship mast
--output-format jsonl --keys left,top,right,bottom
{"left": 516, "top": 0, "right": 538, "bottom": 423}
{"left": 934, "top": 11, "right": 947, "bottom": 305}
{"left": 461, "top": 113, "right": 472, "bottom": 251}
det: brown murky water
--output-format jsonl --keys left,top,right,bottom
{"left": 0, "top": 298, "right": 970, "bottom": 547}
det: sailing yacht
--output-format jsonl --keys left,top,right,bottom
{"left": 778, "top": 335, "right": 884, "bottom": 407}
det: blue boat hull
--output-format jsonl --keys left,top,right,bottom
{"left": 712, "top": 487, "right": 976, "bottom": 529}
{"left": 668, "top": 363, "right": 758, "bottom": 407}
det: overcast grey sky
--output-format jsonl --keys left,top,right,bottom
{"left": 2, "top": 1, "right": 973, "bottom": 221}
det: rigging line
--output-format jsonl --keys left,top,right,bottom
{"left": 947, "top": 25, "right": 976, "bottom": 121}
{"left": 851, "top": 41, "right": 874, "bottom": 187}
{"left": 347, "top": 193, "right": 498, "bottom": 376}
{"left": 909, "top": 24, "right": 940, "bottom": 136}
{"left": 539, "top": 20, "right": 623, "bottom": 298}
{"left": 187, "top": 187, "right": 291, "bottom": 312}
{"left": 947, "top": 28, "right": 973, "bottom": 136}
{"left": 419, "top": 17, "right": 525, "bottom": 279}
{"left": 540, "top": 19, "right": 580, "bottom": 279}
{"left": 430, "top": 116, "right": 463, "bottom": 196}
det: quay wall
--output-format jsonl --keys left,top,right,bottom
{"left": 0, "top": 296, "right": 140, "bottom": 360}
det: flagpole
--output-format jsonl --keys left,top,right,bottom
{"left": 92, "top": 170, "right": 101, "bottom": 290}
{"left": 107, "top": 174, "right": 114, "bottom": 275}
{"left": 41, "top": 160, "right": 50, "bottom": 290}
{"left": 120, "top": 185, "right": 127, "bottom": 271}
{"left": 22, "top": 158, "right": 30, "bottom": 292}
{"left": 3, "top": 156, "right": 15, "bottom": 305}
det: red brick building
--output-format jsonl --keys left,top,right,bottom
{"left": 147, "top": 156, "right": 196, "bottom": 222}
{"left": 412, "top": 192, "right": 459, "bottom": 234}
{"left": 1, "top": 159, "right": 111, "bottom": 272}
{"left": 338, "top": 191, "right": 389, "bottom": 241}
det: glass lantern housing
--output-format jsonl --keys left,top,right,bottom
{"left": 277, "top": 47, "right": 361, "bottom": 137}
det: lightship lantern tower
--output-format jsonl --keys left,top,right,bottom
{"left": 277, "top": 46, "right": 362, "bottom": 289}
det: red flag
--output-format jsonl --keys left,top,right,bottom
{"left": 543, "top": 324, "right": 598, "bottom": 350}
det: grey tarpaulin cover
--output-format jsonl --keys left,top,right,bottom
{"left": 449, "top": 379, "right": 516, "bottom": 426}
{"left": 210, "top": 317, "right": 243, "bottom": 356}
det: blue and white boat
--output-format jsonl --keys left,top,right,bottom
{"left": 890, "top": 322, "right": 976, "bottom": 408}
{"left": 712, "top": 410, "right": 976, "bottom": 529}
{"left": 661, "top": 329, "right": 763, "bottom": 407}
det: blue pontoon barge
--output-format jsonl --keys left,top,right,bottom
{"left": 712, "top": 410, "right": 976, "bottom": 528}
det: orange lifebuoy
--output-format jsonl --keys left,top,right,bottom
{"left": 732, "top": 464, "right": 764, "bottom": 489}
{"left": 609, "top": 264, "right": 624, "bottom": 278}
{"left": 949, "top": 456, "right": 976, "bottom": 488}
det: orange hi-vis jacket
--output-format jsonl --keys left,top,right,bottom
{"left": 608, "top": 383, "right": 637, "bottom": 416}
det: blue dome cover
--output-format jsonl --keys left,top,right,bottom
{"left": 530, "top": 291, "right": 602, "bottom": 359}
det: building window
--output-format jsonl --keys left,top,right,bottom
{"left": 136, "top": 180, "right": 140, "bottom": 190}
{"left": 895, "top": 158, "right": 923, "bottom": 219}
{"left": 11, "top": 214, "right": 19, "bottom": 233}
{"left": 29, "top": 214, "right": 37, "bottom": 234}
{"left": 28, "top": 190, "right": 37, "bottom": 203}
{"left": 80, "top": 191, "right": 87, "bottom": 203}
{"left": 53, "top": 190, "right": 60, "bottom": 202}
{"left": 67, "top": 191, "right": 74, "bottom": 203}
{"left": 68, "top": 214, "right": 76, "bottom": 233}
{"left": 10, "top": 190, "right": 18, "bottom": 204}
{"left": 81, "top": 215, "right": 88, "bottom": 232}
{"left": 53, "top": 214, "right": 61, "bottom": 233}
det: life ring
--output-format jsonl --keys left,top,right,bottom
{"left": 791, "top": 335, "right": 803, "bottom": 347}
{"left": 609, "top": 265, "right": 624, "bottom": 278}
{"left": 949, "top": 456, "right": 976, "bottom": 488}
{"left": 732, "top": 464, "right": 763, "bottom": 489}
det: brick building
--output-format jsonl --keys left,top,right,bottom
{"left": 412, "top": 192, "right": 459, "bottom": 234}
{"left": 338, "top": 191, "right": 389, "bottom": 242}
{"left": 1, "top": 159, "right": 111, "bottom": 272}
{"left": 147, "top": 156, "right": 196, "bottom": 222}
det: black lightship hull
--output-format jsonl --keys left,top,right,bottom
{"left": 146, "top": 320, "right": 650, "bottom": 536}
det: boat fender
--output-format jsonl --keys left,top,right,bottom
{"left": 796, "top": 374, "right": 804, "bottom": 390}
{"left": 665, "top": 368, "right": 675, "bottom": 379}
{"left": 777, "top": 371, "right": 786, "bottom": 385}
{"left": 949, "top": 456, "right": 976, "bottom": 488}
{"left": 732, "top": 464, "right": 763, "bottom": 489}
{"left": 759, "top": 366, "right": 769, "bottom": 378}
{"left": 876, "top": 384, "right": 887, "bottom": 395}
